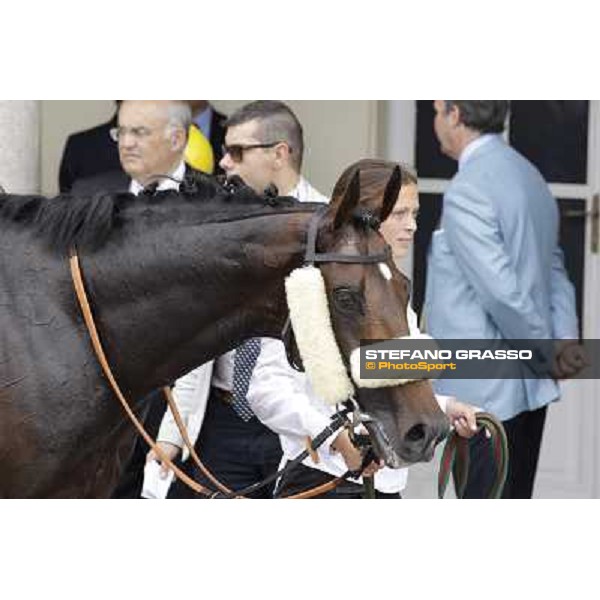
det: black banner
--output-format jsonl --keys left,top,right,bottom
{"left": 358, "top": 338, "right": 592, "bottom": 380}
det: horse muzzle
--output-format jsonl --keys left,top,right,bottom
{"left": 355, "top": 402, "right": 450, "bottom": 468}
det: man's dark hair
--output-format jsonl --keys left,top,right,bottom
{"left": 445, "top": 101, "right": 509, "bottom": 134}
{"left": 225, "top": 100, "right": 304, "bottom": 172}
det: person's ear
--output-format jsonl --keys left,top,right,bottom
{"left": 448, "top": 103, "right": 461, "bottom": 128}
{"left": 172, "top": 127, "right": 187, "bottom": 152}
{"left": 273, "top": 142, "right": 290, "bottom": 169}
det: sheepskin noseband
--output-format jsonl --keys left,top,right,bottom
{"left": 285, "top": 265, "right": 431, "bottom": 405}
{"left": 285, "top": 266, "right": 354, "bottom": 405}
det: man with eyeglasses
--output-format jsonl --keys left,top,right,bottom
{"left": 72, "top": 100, "right": 194, "bottom": 196}
{"left": 147, "top": 100, "right": 328, "bottom": 498}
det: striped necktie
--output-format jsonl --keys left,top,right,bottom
{"left": 231, "top": 338, "right": 261, "bottom": 422}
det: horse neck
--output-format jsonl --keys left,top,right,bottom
{"left": 84, "top": 208, "right": 314, "bottom": 398}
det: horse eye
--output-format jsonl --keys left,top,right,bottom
{"left": 333, "top": 287, "right": 364, "bottom": 315}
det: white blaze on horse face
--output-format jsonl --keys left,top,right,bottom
{"left": 378, "top": 262, "right": 392, "bottom": 281}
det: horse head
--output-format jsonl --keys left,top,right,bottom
{"left": 288, "top": 160, "right": 449, "bottom": 467}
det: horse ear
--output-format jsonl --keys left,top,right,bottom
{"left": 331, "top": 170, "right": 361, "bottom": 230}
{"left": 379, "top": 166, "right": 402, "bottom": 223}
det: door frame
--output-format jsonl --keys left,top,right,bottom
{"left": 383, "top": 100, "right": 600, "bottom": 497}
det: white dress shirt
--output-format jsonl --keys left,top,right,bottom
{"left": 129, "top": 161, "right": 186, "bottom": 195}
{"left": 288, "top": 176, "right": 329, "bottom": 204}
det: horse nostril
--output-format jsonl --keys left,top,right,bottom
{"left": 405, "top": 423, "right": 427, "bottom": 443}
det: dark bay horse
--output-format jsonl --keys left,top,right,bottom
{"left": 0, "top": 168, "right": 448, "bottom": 498}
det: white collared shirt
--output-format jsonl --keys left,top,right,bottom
{"left": 128, "top": 161, "right": 186, "bottom": 196}
{"left": 458, "top": 134, "right": 497, "bottom": 171}
{"left": 288, "top": 176, "right": 329, "bottom": 204}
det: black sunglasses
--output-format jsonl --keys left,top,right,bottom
{"left": 222, "top": 141, "right": 290, "bottom": 163}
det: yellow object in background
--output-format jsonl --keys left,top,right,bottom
{"left": 184, "top": 125, "right": 215, "bottom": 174}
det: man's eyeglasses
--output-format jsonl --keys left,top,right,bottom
{"left": 109, "top": 126, "right": 154, "bottom": 142}
{"left": 222, "top": 141, "right": 289, "bottom": 163}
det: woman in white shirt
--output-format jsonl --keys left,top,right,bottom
{"left": 248, "top": 160, "right": 478, "bottom": 499}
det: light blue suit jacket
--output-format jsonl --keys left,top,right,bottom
{"left": 424, "top": 135, "right": 578, "bottom": 420}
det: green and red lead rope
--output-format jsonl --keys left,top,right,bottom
{"left": 438, "top": 412, "right": 509, "bottom": 499}
{"left": 359, "top": 412, "right": 508, "bottom": 499}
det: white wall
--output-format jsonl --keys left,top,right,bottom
{"left": 40, "top": 100, "right": 379, "bottom": 197}
{"left": 0, "top": 101, "right": 40, "bottom": 194}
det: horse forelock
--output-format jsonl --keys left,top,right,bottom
{"left": 352, "top": 207, "right": 381, "bottom": 231}
{"left": 0, "top": 180, "right": 317, "bottom": 255}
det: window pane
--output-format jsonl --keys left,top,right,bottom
{"left": 557, "top": 198, "right": 585, "bottom": 335}
{"left": 510, "top": 101, "right": 589, "bottom": 184}
{"left": 415, "top": 101, "right": 457, "bottom": 179}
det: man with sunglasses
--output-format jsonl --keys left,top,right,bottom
{"left": 147, "top": 101, "right": 328, "bottom": 498}
{"left": 220, "top": 101, "right": 325, "bottom": 203}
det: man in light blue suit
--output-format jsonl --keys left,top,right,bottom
{"left": 425, "top": 101, "right": 585, "bottom": 498}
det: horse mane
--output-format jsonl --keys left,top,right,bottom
{"left": 0, "top": 192, "right": 124, "bottom": 254}
{"left": 0, "top": 175, "right": 312, "bottom": 255}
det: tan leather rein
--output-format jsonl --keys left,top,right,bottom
{"left": 69, "top": 249, "right": 344, "bottom": 499}
{"left": 69, "top": 250, "right": 224, "bottom": 497}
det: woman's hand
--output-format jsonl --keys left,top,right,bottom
{"left": 331, "top": 430, "right": 384, "bottom": 476}
{"left": 445, "top": 397, "right": 478, "bottom": 438}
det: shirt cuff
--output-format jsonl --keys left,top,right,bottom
{"left": 434, "top": 394, "right": 450, "bottom": 415}
{"left": 303, "top": 411, "right": 344, "bottom": 460}
{"left": 157, "top": 419, "right": 184, "bottom": 451}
